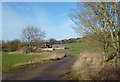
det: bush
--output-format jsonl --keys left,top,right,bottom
{"left": 72, "top": 52, "right": 119, "bottom": 80}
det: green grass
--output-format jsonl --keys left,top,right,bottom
{"left": 2, "top": 52, "right": 47, "bottom": 71}
{"left": 62, "top": 41, "right": 115, "bottom": 55}
{"left": 61, "top": 42, "right": 85, "bottom": 48}
{"left": 63, "top": 48, "right": 86, "bottom": 55}
{"left": 62, "top": 41, "right": 102, "bottom": 55}
{"left": 61, "top": 42, "right": 87, "bottom": 55}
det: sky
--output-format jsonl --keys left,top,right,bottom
{"left": 2, "top": 2, "right": 80, "bottom": 41}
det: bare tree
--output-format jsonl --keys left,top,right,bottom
{"left": 49, "top": 38, "right": 57, "bottom": 45}
{"left": 71, "top": 3, "right": 110, "bottom": 54}
{"left": 70, "top": 2, "right": 120, "bottom": 69}
{"left": 21, "top": 26, "right": 45, "bottom": 53}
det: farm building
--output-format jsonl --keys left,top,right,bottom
{"left": 41, "top": 44, "right": 52, "bottom": 48}
{"left": 41, "top": 44, "right": 65, "bottom": 51}
{"left": 52, "top": 44, "right": 65, "bottom": 50}
{"left": 41, "top": 48, "right": 53, "bottom": 51}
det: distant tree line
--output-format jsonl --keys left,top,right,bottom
{"left": 1, "top": 39, "right": 22, "bottom": 52}
{"left": 48, "top": 38, "right": 83, "bottom": 45}
{"left": 1, "top": 37, "right": 84, "bottom": 52}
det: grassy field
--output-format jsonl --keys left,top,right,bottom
{"left": 62, "top": 41, "right": 104, "bottom": 55}
{"left": 62, "top": 40, "right": 116, "bottom": 55}
{"left": 2, "top": 52, "right": 47, "bottom": 71}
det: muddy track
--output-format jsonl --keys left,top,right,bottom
{"left": 2, "top": 55, "right": 77, "bottom": 80}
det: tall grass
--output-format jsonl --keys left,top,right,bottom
{"left": 72, "top": 52, "right": 118, "bottom": 80}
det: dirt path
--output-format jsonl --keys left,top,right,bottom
{"left": 2, "top": 55, "right": 77, "bottom": 80}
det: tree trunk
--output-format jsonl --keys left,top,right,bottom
{"left": 117, "top": 49, "right": 120, "bottom": 70}
{"left": 117, "top": 31, "right": 120, "bottom": 69}
{"left": 117, "top": 32, "right": 120, "bottom": 69}
{"left": 103, "top": 42, "right": 107, "bottom": 61}
{"left": 103, "top": 45, "right": 107, "bottom": 55}
{"left": 117, "top": 1, "right": 120, "bottom": 70}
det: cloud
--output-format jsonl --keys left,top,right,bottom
{"left": 2, "top": 5, "right": 25, "bottom": 41}
{"left": 53, "top": 11, "right": 68, "bottom": 21}
{"left": 37, "top": 13, "right": 78, "bottom": 40}
{"left": 29, "top": 6, "right": 79, "bottom": 40}
{"left": 2, "top": 2, "right": 79, "bottom": 41}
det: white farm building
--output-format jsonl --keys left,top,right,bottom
{"left": 52, "top": 44, "right": 65, "bottom": 50}
{"left": 41, "top": 44, "right": 65, "bottom": 51}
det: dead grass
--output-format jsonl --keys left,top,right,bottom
{"left": 8, "top": 50, "right": 24, "bottom": 54}
{"left": 72, "top": 52, "right": 119, "bottom": 80}
{"left": 8, "top": 50, "right": 66, "bottom": 67}
{"left": 14, "top": 51, "right": 65, "bottom": 66}
{"left": 31, "top": 51, "right": 65, "bottom": 62}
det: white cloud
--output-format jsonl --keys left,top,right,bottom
{"left": 2, "top": 6, "right": 26, "bottom": 41}
{"left": 2, "top": 3, "right": 79, "bottom": 41}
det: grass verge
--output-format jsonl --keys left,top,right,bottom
{"left": 2, "top": 60, "right": 55, "bottom": 72}
{"left": 2, "top": 52, "right": 47, "bottom": 72}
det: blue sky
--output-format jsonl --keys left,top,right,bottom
{"left": 2, "top": 2, "right": 80, "bottom": 41}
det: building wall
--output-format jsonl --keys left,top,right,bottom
{"left": 41, "top": 48, "right": 53, "bottom": 51}
{"left": 52, "top": 45, "right": 65, "bottom": 49}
